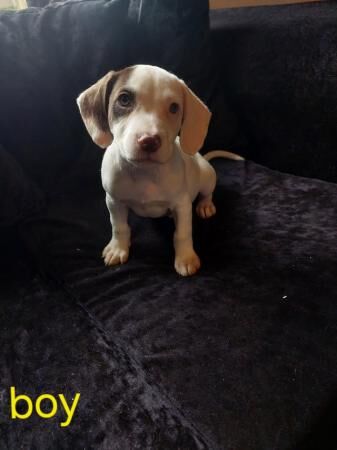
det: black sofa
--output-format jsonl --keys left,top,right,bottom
{"left": 0, "top": 1, "right": 337, "bottom": 448}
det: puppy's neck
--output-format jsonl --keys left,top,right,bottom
{"left": 125, "top": 161, "right": 163, "bottom": 183}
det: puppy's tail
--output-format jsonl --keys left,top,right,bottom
{"left": 203, "top": 150, "right": 244, "bottom": 162}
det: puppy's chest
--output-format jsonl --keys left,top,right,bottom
{"left": 115, "top": 178, "right": 174, "bottom": 218}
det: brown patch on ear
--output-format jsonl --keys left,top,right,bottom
{"left": 77, "top": 70, "right": 126, "bottom": 148}
{"left": 77, "top": 67, "right": 135, "bottom": 148}
{"left": 81, "top": 72, "right": 115, "bottom": 132}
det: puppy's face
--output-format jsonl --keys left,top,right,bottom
{"left": 77, "top": 65, "right": 211, "bottom": 163}
{"left": 108, "top": 65, "right": 183, "bottom": 164}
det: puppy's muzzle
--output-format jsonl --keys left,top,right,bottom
{"left": 137, "top": 134, "right": 161, "bottom": 153}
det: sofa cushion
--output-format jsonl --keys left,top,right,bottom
{"left": 0, "top": 144, "right": 44, "bottom": 230}
{"left": 21, "top": 160, "right": 337, "bottom": 449}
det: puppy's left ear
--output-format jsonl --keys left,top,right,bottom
{"left": 77, "top": 71, "right": 117, "bottom": 149}
{"left": 180, "top": 81, "right": 212, "bottom": 155}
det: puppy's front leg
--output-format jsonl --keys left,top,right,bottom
{"left": 173, "top": 196, "right": 200, "bottom": 276}
{"left": 103, "top": 194, "right": 130, "bottom": 266}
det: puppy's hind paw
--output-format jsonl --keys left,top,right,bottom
{"left": 102, "top": 240, "right": 129, "bottom": 266}
{"left": 196, "top": 199, "right": 216, "bottom": 219}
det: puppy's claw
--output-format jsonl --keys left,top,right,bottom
{"left": 175, "top": 252, "right": 201, "bottom": 276}
{"left": 102, "top": 241, "right": 129, "bottom": 266}
{"left": 196, "top": 200, "right": 216, "bottom": 219}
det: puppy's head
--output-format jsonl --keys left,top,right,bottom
{"left": 77, "top": 65, "right": 211, "bottom": 164}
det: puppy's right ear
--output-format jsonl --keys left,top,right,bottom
{"left": 77, "top": 71, "right": 117, "bottom": 148}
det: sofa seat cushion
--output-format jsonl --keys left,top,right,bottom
{"left": 0, "top": 276, "right": 212, "bottom": 448}
{"left": 22, "top": 160, "right": 337, "bottom": 449}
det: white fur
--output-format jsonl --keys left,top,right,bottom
{"left": 78, "top": 65, "right": 243, "bottom": 276}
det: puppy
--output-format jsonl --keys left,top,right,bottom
{"left": 77, "top": 65, "right": 243, "bottom": 276}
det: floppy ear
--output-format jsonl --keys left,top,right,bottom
{"left": 77, "top": 71, "right": 117, "bottom": 148}
{"left": 179, "top": 81, "right": 212, "bottom": 155}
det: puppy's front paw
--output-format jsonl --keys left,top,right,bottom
{"left": 175, "top": 251, "right": 201, "bottom": 276}
{"left": 102, "top": 240, "right": 129, "bottom": 266}
{"left": 196, "top": 198, "right": 216, "bottom": 219}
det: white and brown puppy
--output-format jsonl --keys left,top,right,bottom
{"left": 77, "top": 65, "right": 242, "bottom": 276}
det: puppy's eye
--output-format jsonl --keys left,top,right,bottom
{"left": 117, "top": 91, "right": 134, "bottom": 108}
{"left": 169, "top": 102, "right": 180, "bottom": 114}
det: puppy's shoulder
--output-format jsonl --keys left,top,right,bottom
{"left": 179, "top": 148, "right": 203, "bottom": 171}
{"left": 101, "top": 144, "right": 124, "bottom": 191}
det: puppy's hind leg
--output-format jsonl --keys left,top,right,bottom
{"left": 196, "top": 160, "right": 217, "bottom": 219}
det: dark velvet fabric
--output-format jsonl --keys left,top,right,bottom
{"left": 0, "top": 0, "right": 133, "bottom": 191}
{"left": 0, "top": 145, "right": 44, "bottom": 229}
{"left": 0, "top": 275, "right": 211, "bottom": 449}
{"left": 210, "top": 2, "right": 337, "bottom": 182}
{"left": 17, "top": 160, "right": 337, "bottom": 449}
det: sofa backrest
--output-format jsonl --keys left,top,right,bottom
{"left": 0, "top": 0, "right": 223, "bottom": 193}
{"left": 211, "top": 2, "right": 337, "bottom": 182}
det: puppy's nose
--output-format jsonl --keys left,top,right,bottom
{"left": 137, "top": 134, "right": 161, "bottom": 153}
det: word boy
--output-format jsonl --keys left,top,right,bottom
{"left": 10, "top": 387, "right": 80, "bottom": 427}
